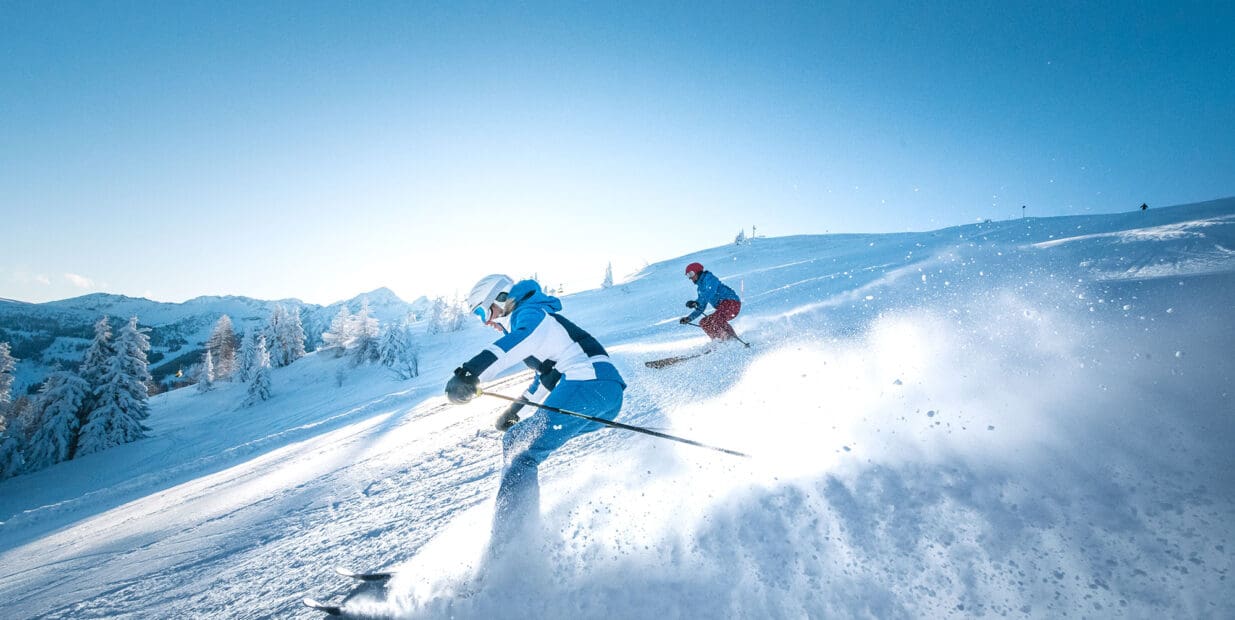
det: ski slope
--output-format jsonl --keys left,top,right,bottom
{"left": 2, "top": 199, "right": 1233, "bottom": 618}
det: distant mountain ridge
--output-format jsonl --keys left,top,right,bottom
{"left": 0, "top": 287, "right": 431, "bottom": 395}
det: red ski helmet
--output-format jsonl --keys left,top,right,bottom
{"left": 685, "top": 262, "right": 704, "bottom": 278}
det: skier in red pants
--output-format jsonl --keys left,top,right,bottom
{"left": 680, "top": 262, "right": 742, "bottom": 341}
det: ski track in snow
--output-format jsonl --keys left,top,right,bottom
{"left": 1, "top": 199, "right": 1234, "bottom": 618}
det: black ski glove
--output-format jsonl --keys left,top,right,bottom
{"left": 495, "top": 403, "right": 523, "bottom": 431}
{"left": 679, "top": 316, "right": 692, "bottom": 324}
{"left": 685, "top": 300, "right": 698, "bottom": 309}
{"left": 445, "top": 367, "right": 480, "bottom": 404}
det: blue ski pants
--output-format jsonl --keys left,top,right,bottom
{"left": 491, "top": 378, "right": 624, "bottom": 544}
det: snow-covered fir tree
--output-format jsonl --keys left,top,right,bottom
{"left": 320, "top": 307, "right": 355, "bottom": 353}
{"left": 244, "top": 335, "right": 272, "bottom": 406}
{"left": 301, "top": 311, "right": 326, "bottom": 352}
{"left": 0, "top": 422, "right": 23, "bottom": 479}
{"left": 350, "top": 300, "right": 380, "bottom": 364}
{"left": 602, "top": 262, "right": 614, "bottom": 288}
{"left": 2, "top": 397, "right": 38, "bottom": 447}
{"left": 76, "top": 316, "right": 151, "bottom": 456}
{"left": 427, "top": 297, "right": 466, "bottom": 334}
{"left": 24, "top": 369, "right": 90, "bottom": 469}
{"left": 206, "top": 315, "right": 237, "bottom": 380}
{"left": 78, "top": 316, "right": 115, "bottom": 411}
{"left": 269, "top": 304, "right": 306, "bottom": 367}
{"left": 264, "top": 305, "right": 284, "bottom": 363}
{"left": 0, "top": 341, "right": 15, "bottom": 412}
{"left": 197, "top": 350, "right": 215, "bottom": 393}
{"left": 734, "top": 228, "right": 747, "bottom": 245}
{"left": 77, "top": 354, "right": 147, "bottom": 456}
{"left": 114, "top": 317, "right": 152, "bottom": 420}
{"left": 0, "top": 342, "right": 23, "bottom": 477}
{"left": 237, "top": 328, "right": 258, "bottom": 383}
{"left": 378, "top": 320, "right": 419, "bottom": 379}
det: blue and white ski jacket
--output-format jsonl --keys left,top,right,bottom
{"left": 686, "top": 270, "right": 740, "bottom": 322}
{"left": 461, "top": 280, "right": 625, "bottom": 404}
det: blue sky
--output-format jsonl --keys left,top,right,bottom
{"left": 2, "top": 1, "right": 1232, "bottom": 305}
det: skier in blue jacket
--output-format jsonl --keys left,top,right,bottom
{"left": 445, "top": 274, "right": 626, "bottom": 550}
{"left": 681, "top": 261, "right": 742, "bottom": 341}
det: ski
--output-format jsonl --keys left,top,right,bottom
{"left": 646, "top": 339, "right": 754, "bottom": 368}
{"left": 302, "top": 567, "right": 393, "bottom": 615}
{"left": 334, "top": 565, "right": 394, "bottom": 582}
{"left": 302, "top": 597, "right": 343, "bottom": 616}
{"left": 644, "top": 354, "right": 702, "bottom": 369}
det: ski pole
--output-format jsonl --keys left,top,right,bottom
{"left": 685, "top": 321, "right": 751, "bottom": 348}
{"left": 480, "top": 390, "right": 751, "bottom": 458}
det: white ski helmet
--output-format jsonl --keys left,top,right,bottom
{"left": 467, "top": 274, "right": 514, "bottom": 322}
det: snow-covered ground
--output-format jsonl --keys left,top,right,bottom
{"left": 2, "top": 199, "right": 1233, "bottom": 618}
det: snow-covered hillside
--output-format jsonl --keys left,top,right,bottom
{"left": 1, "top": 199, "right": 1233, "bottom": 618}
{"left": 0, "top": 288, "right": 428, "bottom": 395}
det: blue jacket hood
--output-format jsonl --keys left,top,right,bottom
{"left": 509, "top": 279, "right": 562, "bottom": 314}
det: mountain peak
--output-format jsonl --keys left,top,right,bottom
{"left": 350, "top": 287, "right": 405, "bottom": 305}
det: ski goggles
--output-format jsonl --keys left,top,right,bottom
{"left": 472, "top": 291, "right": 510, "bottom": 323}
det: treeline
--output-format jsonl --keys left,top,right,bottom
{"left": 0, "top": 297, "right": 446, "bottom": 480}
{"left": 0, "top": 316, "right": 152, "bottom": 478}
{"left": 320, "top": 299, "right": 421, "bottom": 380}
{"left": 0, "top": 314, "right": 92, "bottom": 366}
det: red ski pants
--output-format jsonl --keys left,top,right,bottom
{"left": 700, "top": 299, "right": 741, "bottom": 341}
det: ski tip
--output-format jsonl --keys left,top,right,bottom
{"left": 334, "top": 565, "right": 394, "bottom": 581}
{"left": 302, "top": 597, "right": 343, "bottom": 615}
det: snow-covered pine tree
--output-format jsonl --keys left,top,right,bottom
{"left": 602, "top": 262, "right": 614, "bottom": 288}
{"left": 427, "top": 297, "right": 466, "bottom": 334}
{"left": 0, "top": 342, "right": 24, "bottom": 477}
{"left": 25, "top": 370, "right": 90, "bottom": 468}
{"left": 244, "top": 335, "right": 272, "bottom": 406}
{"left": 351, "top": 300, "right": 380, "bottom": 365}
{"left": 197, "top": 350, "right": 215, "bottom": 393}
{"left": 0, "top": 399, "right": 21, "bottom": 478}
{"left": 0, "top": 423, "right": 22, "bottom": 479}
{"left": 237, "top": 328, "right": 258, "bottom": 383}
{"left": 734, "top": 229, "right": 747, "bottom": 245}
{"left": 272, "top": 305, "right": 306, "bottom": 367}
{"left": 265, "top": 305, "right": 305, "bottom": 367}
{"left": 115, "top": 316, "right": 152, "bottom": 420}
{"left": 265, "top": 304, "right": 285, "bottom": 361}
{"left": 78, "top": 316, "right": 115, "bottom": 412}
{"left": 301, "top": 311, "right": 326, "bottom": 352}
{"left": 206, "top": 315, "right": 237, "bottom": 380}
{"left": 2, "top": 397, "right": 38, "bottom": 446}
{"left": 79, "top": 316, "right": 116, "bottom": 395}
{"left": 0, "top": 341, "right": 15, "bottom": 412}
{"left": 320, "top": 307, "right": 355, "bottom": 354}
{"left": 76, "top": 317, "right": 151, "bottom": 456}
{"left": 426, "top": 299, "right": 446, "bottom": 334}
{"left": 378, "top": 320, "right": 419, "bottom": 379}
{"left": 76, "top": 354, "right": 147, "bottom": 455}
